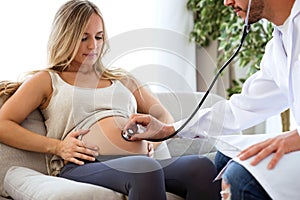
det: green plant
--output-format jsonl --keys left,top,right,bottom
{"left": 186, "top": 0, "right": 273, "bottom": 97}
{"left": 187, "top": 0, "right": 290, "bottom": 132}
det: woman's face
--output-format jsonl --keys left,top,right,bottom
{"left": 72, "top": 13, "right": 104, "bottom": 68}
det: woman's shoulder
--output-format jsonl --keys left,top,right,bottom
{"left": 22, "top": 70, "right": 53, "bottom": 93}
{"left": 26, "top": 70, "right": 51, "bottom": 79}
{"left": 27, "top": 70, "right": 60, "bottom": 84}
{"left": 117, "top": 74, "right": 141, "bottom": 93}
{"left": 22, "top": 70, "right": 55, "bottom": 109}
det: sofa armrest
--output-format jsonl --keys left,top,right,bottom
{"left": 4, "top": 166, "right": 125, "bottom": 200}
{"left": 4, "top": 166, "right": 184, "bottom": 200}
{"left": 166, "top": 137, "right": 218, "bottom": 162}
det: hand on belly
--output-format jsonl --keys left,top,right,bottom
{"left": 80, "top": 116, "right": 148, "bottom": 155}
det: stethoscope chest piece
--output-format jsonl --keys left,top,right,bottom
{"left": 121, "top": 129, "right": 136, "bottom": 141}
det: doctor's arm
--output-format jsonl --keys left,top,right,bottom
{"left": 125, "top": 66, "right": 289, "bottom": 141}
{"left": 238, "top": 27, "right": 300, "bottom": 169}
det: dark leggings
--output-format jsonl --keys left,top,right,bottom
{"left": 60, "top": 155, "right": 220, "bottom": 200}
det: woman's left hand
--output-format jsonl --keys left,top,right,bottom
{"left": 237, "top": 129, "right": 300, "bottom": 169}
{"left": 147, "top": 142, "right": 154, "bottom": 158}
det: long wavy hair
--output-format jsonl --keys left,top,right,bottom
{"left": 48, "top": 0, "right": 126, "bottom": 78}
{"left": 0, "top": 0, "right": 129, "bottom": 100}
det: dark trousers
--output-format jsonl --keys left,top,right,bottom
{"left": 60, "top": 155, "right": 221, "bottom": 200}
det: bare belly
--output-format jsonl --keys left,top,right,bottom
{"left": 80, "top": 116, "right": 148, "bottom": 155}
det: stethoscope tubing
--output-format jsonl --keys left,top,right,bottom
{"left": 143, "top": 24, "right": 251, "bottom": 142}
{"left": 122, "top": 0, "right": 252, "bottom": 142}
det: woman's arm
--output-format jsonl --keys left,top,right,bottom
{"left": 120, "top": 75, "right": 174, "bottom": 123}
{"left": 120, "top": 75, "right": 174, "bottom": 148}
{"left": 0, "top": 71, "right": 97, "bottom": 165}
{"left": 0, "top": 71, "right": 56, "bottom": 152}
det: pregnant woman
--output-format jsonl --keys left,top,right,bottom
{"left": 0, "top": 1, "right": 220, "bottom": 199}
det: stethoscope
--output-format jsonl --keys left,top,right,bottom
{"left": 122, "top": 0, "right": 252, "bottom": 142}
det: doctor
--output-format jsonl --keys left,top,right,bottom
{"left": 124, "top": 0, "right": 300, "bottom": 199}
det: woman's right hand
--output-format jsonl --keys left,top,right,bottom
{"left": 56, "top": 129, "right": 99, "bottom": 165}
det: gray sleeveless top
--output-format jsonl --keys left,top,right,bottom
{"left": 41, "top": 71, "right": 137, "bottom": 176}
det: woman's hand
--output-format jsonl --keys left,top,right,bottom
{"left": 147, "top": 142, "right": 154, "bottom": 158}
{"left": 56, "top": 129, "right": 99, "bottom": 165}
{"left": 237, "top": 129, "right": 300, "bottom": 169}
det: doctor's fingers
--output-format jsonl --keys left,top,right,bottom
{"left": 126, "top": 114, "right": 152, "bottom": 128}
{"left": 266, "top": 150, "right": 285, "bottom": 169}
{"left": 237, "top": 139, "right": 274, "bottom": 160}
{"left": 249, "top": 143, "right": 285, "bottom": 169}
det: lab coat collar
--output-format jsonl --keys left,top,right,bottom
{"left": 290, "top": 0, "right": 300, "bottom": 18}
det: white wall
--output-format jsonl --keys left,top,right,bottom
{"left": 0, "top": 0, "right": 62, "bottom": 81}
{"left": 101, "top": 0, "right": 196, "bottom": 93}
{"left": 0, "top": 0, "right": 196, "bottom": 93}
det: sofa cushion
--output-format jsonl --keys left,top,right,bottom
{"left": 0, "top": 108, "right": 48, "bottom": 198}
{"left": 4, "top": 166, "right": 183, "bottom": 200}
{"left": 4, "top": 166, "right": 125, "bottom": 200}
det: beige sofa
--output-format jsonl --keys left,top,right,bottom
{"left": 0, "top": 91, "right": 223, "bottom": 200}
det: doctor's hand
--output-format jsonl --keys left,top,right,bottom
{"left": 237, "top": 129, "right": 300, "bottom": 169}
{"left": 124, "top": 114, "right": 175, "bottom": 141}
{"left": 56, "top": 129, "right": 98, "bottom": 165}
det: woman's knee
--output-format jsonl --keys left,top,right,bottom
{"left": 176, "top": 155, "right": 221, "bottom": 200}
{"left": 131, "top": 156, "right": 162, "bottom": 172}
{"left": 168, "top": 155, "right": 217, "bottom": 179}
{"left": 106, "top": 156, "right": 162, "bottom": 174}
{"left": 187, "top": 156, "right": 217, "bottom": 179}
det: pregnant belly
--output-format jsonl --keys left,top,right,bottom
{"left": 80, "top": 116, "right": 148, "bottom": 155}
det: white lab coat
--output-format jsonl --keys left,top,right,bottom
{"left": 176, "top": 1, "right": 300, "bottom": 199}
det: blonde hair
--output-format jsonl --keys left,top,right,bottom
{"left": 47, "top": 0, "right": 127, "bottom": 79}
{"left": 0, "top": 81, "right": 22, "bottom": 103}
{"left": 0, "top": 0, "right": 128, "bottom": 96}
